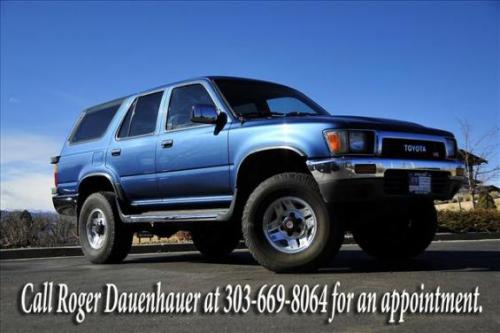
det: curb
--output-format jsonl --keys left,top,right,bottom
{"left": 433, "top": 232, "right": 500, "bottom": 241}
{"left": 0, "top": 243, "right": 197, "bottom": 260}
{"left": 1, "top": 233, "right": 499, "bottom": 260}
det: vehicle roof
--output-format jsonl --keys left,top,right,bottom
{"left": 136, "top": 75, "right": 285, "bottom": 97}
{"left": 85, "top": 76, "right": 284, "bottom": 112}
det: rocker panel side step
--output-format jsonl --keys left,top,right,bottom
{"left": 119, "top": 208, "right": 230, "bottom": 223}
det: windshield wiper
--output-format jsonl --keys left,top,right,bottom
{"left": 283, "top": 111, "right": 314, "bottom": 117}
{"left": 238, "top": 111, "right": 315, "bottom": 122}
{"left": 239, "top": 111, "right": 285, "bottom": 119}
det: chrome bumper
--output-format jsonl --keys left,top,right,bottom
{"left": 307, "top": 157, "right": 464, "bottom": 180}
{"left": 307, "top": 157, "right": 464, "bottom": 202}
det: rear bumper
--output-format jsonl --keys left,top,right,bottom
{"left": 52, "top": 194, "right": 77, "bottom": 216}
{"left": 307, "top": 157, "right": 464, "bottom": 202}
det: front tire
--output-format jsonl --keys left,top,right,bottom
{"left": 242, "top": 173, "right": 344, "bottom": 273}
{"left": 79, "top": 192, "right": 133, "bottom": 264}
{"left": 352, "top": 199, "right": 437, "bottom": 260}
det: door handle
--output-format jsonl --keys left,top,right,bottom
{"left": 111, "top": 148, "right": 121, "bottom": 156}
{"left": 161, "top": 139, "right": 174, "bottom": 148}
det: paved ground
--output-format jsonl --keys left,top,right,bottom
{"left": 1, "top": 240, "right": 499, "bottom": 333}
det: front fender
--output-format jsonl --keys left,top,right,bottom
{"left": 228, "top": 121, "right": 332, "bottom": 187}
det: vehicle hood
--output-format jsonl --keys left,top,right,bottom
{"left": 327, "top": 115, "right": 453, "bottom": 136}
{"left": 246, "top": 114, "right": 454, "bottom": 137}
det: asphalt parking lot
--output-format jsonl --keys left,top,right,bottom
{"left": 1, "top": 239, "right": 499, "bottom": 333}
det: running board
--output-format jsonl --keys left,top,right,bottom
{"left": 119, "top": 208, "right": 230, "bottom": 223}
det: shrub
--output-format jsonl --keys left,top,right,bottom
{"left": 175, "top": 231, "right": 192, "bottom": 242}
{"left": 1, "top": 210, "right": 191, "bottom": 248}
{"left": 476, "top": 191, "right": 497, "bottom": 210}
{"left": 437, "top": 209, "right": 500, "bottom": 233}
{"left": 0, "top": 211, "right": 78, "bottom": 248}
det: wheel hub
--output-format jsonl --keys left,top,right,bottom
{"left": 281, "top": 212, "right": 304, "bottom": 236}
{"left": 86, "top": 208, "right": 107, "bottom": 250}
{"left": 262, "top": 196, "right": 317, "bottom": 254}
{"left": 94, "top": 223, "right": 105, "bottom": 235}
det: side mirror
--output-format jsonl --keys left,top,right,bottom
{"left": 191, "top": 104, "right": 219, "bottom": 124}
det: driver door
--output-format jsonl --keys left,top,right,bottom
{"left": 155, "top": 83, "right": 231, "bottom": 205}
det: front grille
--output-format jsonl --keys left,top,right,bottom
{"left": 384, "top": 170, "right": 450, "bottom": 195}
{"left": 382, "top": 138, "right": 446, "bottom": 160}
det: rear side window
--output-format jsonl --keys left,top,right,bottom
{"left": 118, "top": 91, "right": 164, "bottom": 138}
{"left": 70, "top": 103, "right": 121, "bottom": 143}
{"left": 167, "top": 84, "right": 215, "bottom": 130}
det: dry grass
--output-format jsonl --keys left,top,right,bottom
{"left": 133, "top": 231, "right": 192, "bottom": 245}
{"left": 435, "top": 198, "right": 500, "bottom": 211}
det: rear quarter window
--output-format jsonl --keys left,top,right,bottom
{"left": 70, "top": 102, "right": 121, "bottom": 143}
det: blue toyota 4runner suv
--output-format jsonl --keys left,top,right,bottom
{"left": 52, "top": 77, "right": 464, "bottom": 272}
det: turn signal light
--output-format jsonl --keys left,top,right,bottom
{"left": 324, "top": 131, "right": 348, "bottom": 154}
{"left": 354, "top": 164, "right": 377, "bottom": 174}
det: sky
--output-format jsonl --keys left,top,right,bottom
{"left": 1, "top": 1, "right": 499, "bottom": 211}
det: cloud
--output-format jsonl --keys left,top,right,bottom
{"left": 0, "top": 172, "right": 54, "bottom": 211}
{"left": 0, "top": 133, "right": 60, "bottom": 166}
{"left": 1, "top": 133, "right": 61, "bottom": 211}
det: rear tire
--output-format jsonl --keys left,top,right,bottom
{"left": 191, "top": 222, "right": 241, "bottom": 258}
{"left": 79, "top": 192, "right": 133, "bottom": 264}
{"left": 352, "top": 199, "right": 437, "bottom": 260}
{"left": 242, "top": 173, "right": 344, "bottom": 273}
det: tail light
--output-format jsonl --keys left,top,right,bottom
{"left": 51, "top": 156, "right": 60, "bottom": 188}
{"left": 53, "top": 164, "right": 59, "bottom": 187}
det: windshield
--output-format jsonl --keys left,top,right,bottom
{"left": 213, "top": 78, "right": 329, "bottom": 118}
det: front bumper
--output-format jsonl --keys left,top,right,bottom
{"left": 52, "top": 194, "right": 77, "bottom": 216}
{"left": 307, "top": 157, "right": 464, "bottom": 202}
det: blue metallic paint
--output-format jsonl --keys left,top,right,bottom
{"left": 53, "top": 76, "right": 461, "bottom": 215}
{"left": 106, "top": 135, "right": 159, "bottom": 200}
{"left": 156, "top": 123, "right": 231, "bottom": 198}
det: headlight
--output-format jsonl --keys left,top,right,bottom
{"left": 445, "top": 137, "right": 457, "bottom": 158}
{"left": 324, "top": 130, "right": 375, "bottom": 155}
{"left": 349, "top": 131, "right": 371, "bottom": 153}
